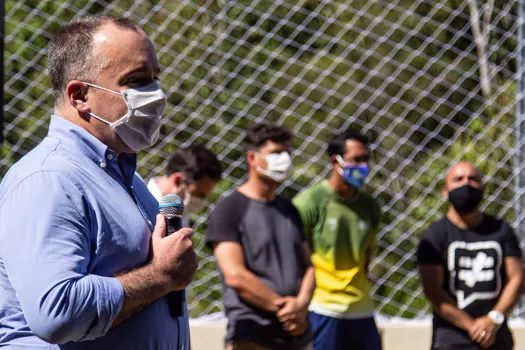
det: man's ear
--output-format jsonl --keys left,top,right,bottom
{"left": 331, "top": 155, "right": 344, "bottom": 174}
{"left": 246, "top": 151, "right": 256, "bottom": 167}
{"left": 168, "top": 172, "right": 186, "bottom": 197}
{"left": 168, "top": 171, "right": 185, "bottom": 187}
{"left": 66, "top": 80, "right": 89, "bottom": 113}
{"left": 171, "top": 172, "right": 185, "bottom": 187}
{"left": 442, "top": 186, "right": 449, "bottom": 199}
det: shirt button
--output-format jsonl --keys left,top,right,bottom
{"left": 100, "top": 162, "right": 106, "bottom": 168}
{"left": 107, "top": 154, "right": 114, "bottom": 160}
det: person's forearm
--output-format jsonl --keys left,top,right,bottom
{"left": 297, "top": 267, "right": 315, "bottom": 307}
{"left": 491, "top": 276, "right": 523, "bottom": 316}
{"left": 429, "top": 292, "right": 474, "bottom": 330}
{"left": 113, "top": 264, "right": 171, "bottom": 327}
{"left": 227, "top": 269, "right": 282, "bottom": 313}
{"left": 435, "top": 301, "right": 474, "bottom": 330}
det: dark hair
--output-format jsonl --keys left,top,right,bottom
{"left": 244, "top": 123, "right": 292, "bottom": 152}
{"left": 166, "top": 145, "right": 222, "bottom": 182}
{"left": 48, "top": 15, "right": 139, "bottom": 104}
{"left": 327, "top": 128, "right": 369, "bottom": 156}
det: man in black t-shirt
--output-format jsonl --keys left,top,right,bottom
{"left": 206, "top": 123, "right": 315, "bottom": 350}
{"left": 417, "top": 161, "right": 523, "bottom": 350}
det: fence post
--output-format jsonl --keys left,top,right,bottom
{"left": 0, "top": 0, "right": 4, "bottom": 145}
{"left": 517, "top": 0, "right": 525, "bottom": 241}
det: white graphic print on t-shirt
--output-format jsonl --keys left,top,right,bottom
{"left": 447, "top": 241, "right": 502, "bottom": 309}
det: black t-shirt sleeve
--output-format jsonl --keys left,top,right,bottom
{"left": 205, "top": 192, "right": 249, "bottom": 247}
{"left": 502, "top": 223, "right": 522, "bottom": 258}
{"left": 417, "top": 221, "right": 445, "bottom": 265}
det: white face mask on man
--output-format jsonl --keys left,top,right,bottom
{"left": 83, "top": 80, "right": 167, "bottom": 152}
{"left": 255, "top": 151, "right": 293, "bottom": 183}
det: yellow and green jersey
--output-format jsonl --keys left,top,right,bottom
{"left": 293, "top": 180, "right": 381, "bottom": 319}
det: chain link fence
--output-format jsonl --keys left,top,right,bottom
{"left": 2, "top": 0, "right": 523, "bottom": 318}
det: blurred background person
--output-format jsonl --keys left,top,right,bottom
{"left": 206, "top": 123, "right": 315, "bottom": 350}
{"left": 417, "top": 161, "right": 523, "bottom": 350}
{"left": 147, "top": 144, "right": 222, "bottom": 220}
{"left": 293, "top": 129, "right": 382, "bottom": 350}
{"left": 147, "top": 144, "right": 222, "bottom": 333}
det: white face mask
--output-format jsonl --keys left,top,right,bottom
{"left": 255, "top": 151, "right": 292, "bottom": 183}
{"left": 83, "top": 81, "right": 166, "bottom": 151}
{"left": 183, "top": 192, "right": 207, "bottom": 215}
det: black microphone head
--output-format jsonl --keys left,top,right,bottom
{"left": 159, "top": 194, "right": 185, "bottom": 217}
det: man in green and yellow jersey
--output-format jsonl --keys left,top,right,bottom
{"left": 293, "top": 129, "right": 382, "bottom": 350}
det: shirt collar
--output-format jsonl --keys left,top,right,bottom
{"left": 321, "top": 179, "right": 361, "bottom": 203}
{"left": 47, "top": 115, "right": 137, "bottom": 184}
{"left": 147, "top": 177, "right": 163, "bottom": 201}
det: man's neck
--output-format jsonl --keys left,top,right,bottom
{"left": 155, "top": 176, "right": 172, "bottom": 197}
{"left": 238, "top": 176, "right": 278, "bottom": 202}
{"left": 446, "top": 207, "right": 482, "bottom": 229}
{"left": 328, "top": 171, "right": 357, "bottom": 199}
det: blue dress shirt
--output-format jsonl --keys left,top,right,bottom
{"left": 0, "top": 116, "right": 189, "bottom": 349}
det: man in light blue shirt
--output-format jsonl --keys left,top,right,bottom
{"left": 0, "top": 15, "right": 197, "bottom": 349}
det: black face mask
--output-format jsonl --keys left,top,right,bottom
{"left": 447, "top": 184, "right": 483, "bottom": 214}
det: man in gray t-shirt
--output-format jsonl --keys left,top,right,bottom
{"left": 206, "top": 123, "right": 314, "bottom": 350}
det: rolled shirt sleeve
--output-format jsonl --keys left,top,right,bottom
{"left": 0, "top": 171, "right": 124, "bottom": 344}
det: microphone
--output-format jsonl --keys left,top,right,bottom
{"left": 159, "top": 194, "right": 185, "bottom": 318}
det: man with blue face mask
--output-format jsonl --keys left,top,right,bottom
{"left": 293, "top": 129, "right": 382, "bottom": 350}
{"left": 0, "top": 15, "right": 197, "bottom": 349}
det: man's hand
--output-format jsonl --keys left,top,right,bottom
{"left": 150, "top": 214, "right": 198, "bottom": 291}
{"left": 468, "top": 316, "right": 497, "bottom": 349}
{"left": 287, "top": 318, "right": 309, "bottom": 336}
{"left": 275, "top": 296, "right": 309, "bottom": 335}
{"left": 113, "top": 215, "right": 198, "bottom": 326}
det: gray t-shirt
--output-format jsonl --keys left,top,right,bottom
{"left": 206, "top": 190, "right": 312, "bottom": 349}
